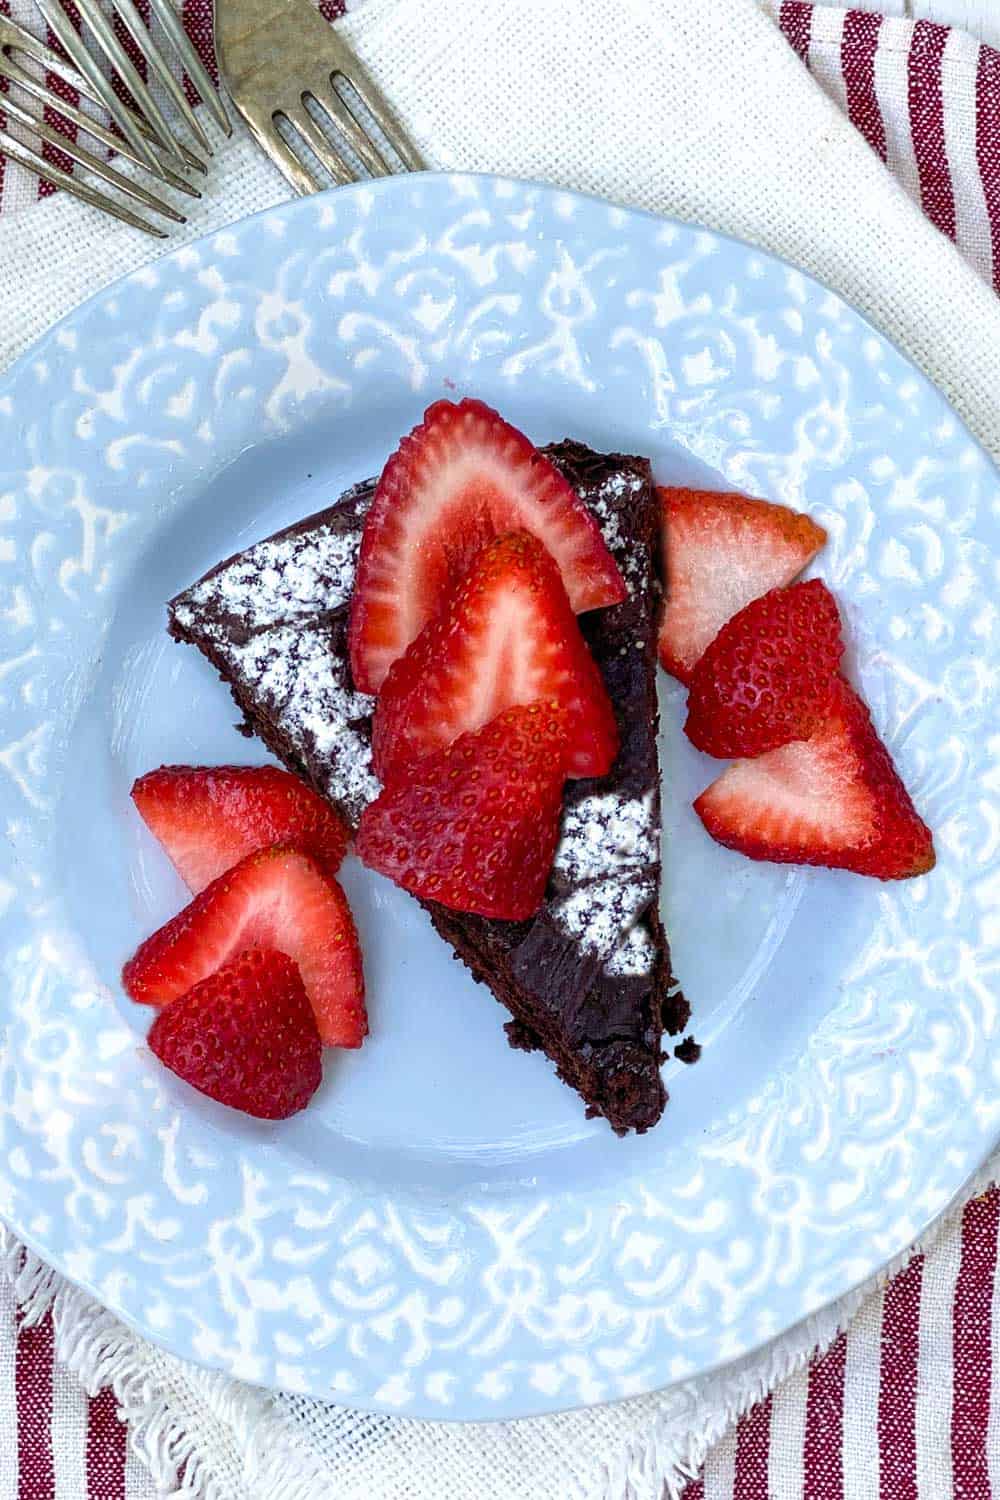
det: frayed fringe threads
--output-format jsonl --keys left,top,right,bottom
{"left": 0, "top": 1227, "right": 329, "bottom": 1500}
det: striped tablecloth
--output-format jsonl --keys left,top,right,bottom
{"left": 686, "top": 1186, "right": 1000, "bottom": 1498}
{"left": 2, "top": 3, "right": 999, "bottom": 1497}
{"left": 4, "top": 1278, "right": 150, "bottom": 1499}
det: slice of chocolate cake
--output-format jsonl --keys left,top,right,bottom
{"left": 168, "top": 441, "right": 688, "bottom": 1133}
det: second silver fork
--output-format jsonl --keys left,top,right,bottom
{"left": 215, "top": 0, "right": 422, "bottom": 196}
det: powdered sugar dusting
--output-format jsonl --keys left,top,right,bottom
{"left": 587, "top": 470, "right": 647, "bottom": 588}
{"left": 553, "top": 791, "right": 657, "bottom": 884}
{"left": 177, "top": 489, "right": 371, "bottom": 633}
{"left": 605, "top": 923, "right": 657, "bottom": 978}
{"left": 546, "top": 464, "right": 659, "bottom": 978}
{"left": 549, "top": 875, "right": 656, "bottom": 963}
{"left": 226, "top": 624, "right": 378, "bottom": 821}
{"left": 549, "top": 791, "right": 658, "bottom": 972}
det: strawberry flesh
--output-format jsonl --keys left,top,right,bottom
{"left": 694, "top": 678, "right": 935, "bottom": 879}
{"left": 148, "top": 948, "right": 322, "bottom": 1120}
{"left": 123, "top": 847, "right": 366, "bottom": 1047}
{"left": 372, "top": 530, "right": 618, "bottom": 784}
{"left": 685, "top": 580, "right": 844, "bottom": 759}
{"left": 349, "top": 399, "right": 626, "bottom": 692}
{"left": 132, "top": 764, "right": 350, "bottom": 893}
{"left": 658, "top": 487, "right": 827, "bottom": 682}
{"left": 357, "top": 704, "right": 569, "bottom": 920}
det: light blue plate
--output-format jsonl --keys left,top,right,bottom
{"left": 1, "top": 174, "right": 997, "bottom": 1420}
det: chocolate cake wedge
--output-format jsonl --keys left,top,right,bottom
{"left": 168, "top": 440, "right": 687, "bottom": 1133}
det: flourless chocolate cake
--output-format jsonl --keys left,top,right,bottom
{"left": 168, "top": 440, "right": 688, "bottom": 1133}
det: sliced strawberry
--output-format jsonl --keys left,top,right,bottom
{"left": 148, "top": 949, "right": 322, "bottom": 1120}
{"left": 357, "top": 704, "right": 568, "bottom": 920}
{"left": 123, "top": 847, "right": 366, "bottom": 1047}
{"left": 658, "top": 487, "right": 827, "bottom": 683}
{"left": 372, "top": 531, "right": 618, "bottom": 784}
{"left": 132, "top": 764, "right": 350, "bottom": 893}
{"left": 349, "top": 400, "right": 626, "bottom": 693}
{"left": 694, "top": 679, "right": 935, "bottom": 880}
{"left": 685, "top": 580, "right": 844, "bottom": 759}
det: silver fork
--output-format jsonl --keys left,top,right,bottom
{"left": 33, "top": 0, "right": 230, "bottom": 170}
{"left": 215, "top": 0, "right": 422, "bottom": 196}
{"left": 0, "top": 12, "right": 200, "bottom": 235}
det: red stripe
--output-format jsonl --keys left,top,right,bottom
{"left": 16, "top": 1311, "right": 55, "bottom": 1500}
{"left": 804, "top": 1330, "right": 846, "bottom": 1500}
{"left": 108, "top": 32, "right": 141, "bottom": 111}
{"left": 179, "top": 0, "right": 219, "bottom": 107}
{"left": 87, "top": 1386, "right": 128, "bottom": 1500}
{"left": 878, "top": 1253, "right": 923, "bottom": 1500}
{"left": 733, "top": 1393, "right": 771, "bottom": 1499}
{"left": 40, "top": 22, "right": 81, "bottom": 201}
{"left": 318, "top": 0, "right": 346, "bottom": 20}
{"left": 908, "top": 19, "right": 957, "bottom": 240}
{"left": 112, "top": 0, "right": 151, "bottom": 95}
{"left": 976, "top": 43, "right": 1000, "bottom": 293}
{"left": 952, "top": 1188, "right": 1000, "bottom": 1499}
{"left": 681, "top": 1480, "right": 704, "bottom": 1500}
{"left": 841, "top": 10, "right": 886, "bottom": 162}
{"left": 779, "top": 1, "right": 812, "bottom": 66}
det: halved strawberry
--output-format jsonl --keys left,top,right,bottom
{"left": 685, "top": 580, "right": 843, "bottom": 759}
{"left": 372, "top": 531, "right": 618, "bottom": 784}
{"left": 349, "top": 400, "right": 626, "bottom": 693}
{"left": 357, "top": 704, "right": 568, "bottom": 920}
{"left": 658, "top": 488, "right": 827, "bottom": 683}
{"left": 123, "top": 847, "right": 366, "bottom": 1046}
{"left": 132, "top": 764, "right": 350, "bottom": 893}
{"left": 694, "top": 679, "right": 935, "bottom": 880}
{"left": 148, "top": 949, "right": 322, "bottom": 1120}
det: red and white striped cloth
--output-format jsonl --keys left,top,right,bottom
{"left": 684, "top": 1187, "right": 1000, "bottom": 1499}
{"left": 3, "top": 1278, "right": 154, "bottom": 1499}
{"left": 3, "top": 3, "right": 1000, "bottom": 1498}
{"left": 769, "top": 0, "right": 1000, "bottom": 291}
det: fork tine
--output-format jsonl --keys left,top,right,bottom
{"left": 0, "top": 53, "right": 201, "bottom": 196}
{"left": 308, "top": 82, "right": 389, "bottom": 178}
{"left": 108, "top": 0, "right": 213, "bottom": 156}
{"left": 285, "top": 102, "right": 353, "bottom": 186}
{"left": 30, "top": 0, "right": 163, "bottom": 173}
{"left": 0, "top": 16, "right": 207, "bottom": 173}
{"left": 68, "top": 0, "right": 192, "bottom": 169}
{"left": 0, "top": 90, "right": 186, "bottom": 220}
{"left": 242, "top": 108, "right": 321, "bottom": 195}
{"left": 0, "top": 127, "right": 166, "bottom": 234}
{"left": 146, "top": 0, "right": 230, "bottom": 137}
{"left": 334, "top": 66, "right": 424, "bottom": 172}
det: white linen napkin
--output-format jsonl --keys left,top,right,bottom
{"left": 2, "top": 1, "right": 999, "bottom": 1497}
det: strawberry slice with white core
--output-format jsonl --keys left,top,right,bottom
{"left": 372, "top": 530, "right": 618, "bottom": 783}
{"left": 349, "top": 399, "right": 627, "bottom": 693}
{"left": 694, "top": 679, "right": 935, "bottom": 880}
{"left": 132, "top": 764, "right": 350, "bottom": 893}
{"left": 122, "top": 847, "right": 366, "bottom": 1046}
{"left": 658, "top": 487, "right": 827, "bottom": 683}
